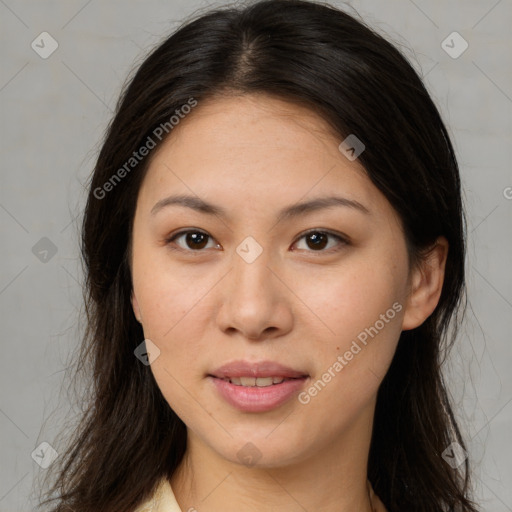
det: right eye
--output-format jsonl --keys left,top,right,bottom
{"left": 165, "top": 229, "right": 221, "bottom": 252}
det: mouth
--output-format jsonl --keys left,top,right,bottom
{"left": 209, "top": 359, "right": 309, "bottom": 380}
{"left": 207, "top": 360, "right": 309, "bottom": 412}
{"left": 213, "top": 376, "right": 305, "bottom": 387}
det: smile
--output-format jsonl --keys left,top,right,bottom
{"left": 220, "top": 376, "right": 299, "bottom": 387}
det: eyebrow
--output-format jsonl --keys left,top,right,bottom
{"left": 150, "top": 193, "right": 371, "bottom": 222}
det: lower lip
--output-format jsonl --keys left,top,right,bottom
{"left": 209, "top": 376, "right": 308, "bottom": 413}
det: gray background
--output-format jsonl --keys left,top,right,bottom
{"left": 1, "top": 0, "right": 511, "bottom": 510}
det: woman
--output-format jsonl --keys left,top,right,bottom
{"left": 39, "top": 1, "right": 479, "bottom": 511}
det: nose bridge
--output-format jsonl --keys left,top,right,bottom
{"left": 231, "top": 236, "right": 274, "bottom": 300}
{"left": 217, "top": 235, "right": 289, "bottom": 339}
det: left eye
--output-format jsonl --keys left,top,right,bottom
{"left": 165, "top": 229, "right": 347, "bottom": 253}
{"left": 293, "top": 230, "right": 347, "bottom": 252}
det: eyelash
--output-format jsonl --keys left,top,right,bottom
{"left": 164, "top": 228, "right": 349, "bottom": 255}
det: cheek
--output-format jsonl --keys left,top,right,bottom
{"left": 131, "top": 261, "right": 203, "bottom": 386}
{"left": 137, "top": 278, "right": 209, "bottom": 359}
{"left": 132, "top": 242, "right": 205, "bottom": 337}
{"left": 139, "top": 288, "right": 215, "bottom": 421}
{"left": 296, "top": 272, "right": 403, "bottom": 427}
{"left": 294, "top": 256, "right": 406, "bottom": 385}
{"left": 301, "top": 259, "right": 404, "bottom": 336}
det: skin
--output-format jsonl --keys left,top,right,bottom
{"left": 130, "top": 93, "right": 448, "bottom": 512}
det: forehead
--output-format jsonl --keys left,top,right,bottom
{"left": 138, "top": 94, "right": 387, "bottom": 220}
{"left": 152, "top": 94, "right": 342, "bottom": 164}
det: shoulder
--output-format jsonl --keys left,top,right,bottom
{"left": 134, "top": 478, "right": 183, "bottom": 512}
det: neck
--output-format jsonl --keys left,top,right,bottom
{"left": 170, "top": 403, "right": 376, "bottom": 512}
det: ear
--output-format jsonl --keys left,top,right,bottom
{"left": 401, "top": 236, "right": 449, "bottom": 331}
{"left": 131, "top": 291, "right": 142, "bottom": 324}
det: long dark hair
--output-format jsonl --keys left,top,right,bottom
{"left": 38, "top": 1, "right": 478, "bottom": 510}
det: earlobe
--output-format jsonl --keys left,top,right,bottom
{"left": 401, "top": 236, "right": 449, "bottom": 331}
{"left": 131, "top": 291, "right": 142, "bottom": 324}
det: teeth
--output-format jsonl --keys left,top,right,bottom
{"left": 240, "top": 376, "right": 257, "bottom": 386}
{"left": 255, "top": 377, "right": 274, "bottom": 387}
{"left": 225, "top": 376, "right": 290, "bottom": 387}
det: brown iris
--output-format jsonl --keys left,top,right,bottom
{"left": 305, "top": 232, "right": 328, "bottom": 250}
{"left": 185, "top": 232, "right": 209, "bottom": 250}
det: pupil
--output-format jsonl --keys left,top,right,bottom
{"left": 307, "top": 232, "right": 327, "bottom": 250}
{"left": 187, "top": 232, "right": 208, "bottom": 249}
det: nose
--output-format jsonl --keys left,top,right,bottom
{"left": 216, "top": 245, "right": 293, "bottom": 342}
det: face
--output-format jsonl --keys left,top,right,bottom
{"left": 130, "top": 94, "right": 422, "bottom": 469}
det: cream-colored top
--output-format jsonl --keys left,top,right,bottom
{"left": 134, "top": 478, "right": 182, "bottom": 512}
{"left": 135, "top": 478, "right": 388, "bottom": 512}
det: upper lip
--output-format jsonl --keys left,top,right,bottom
{"left": 209, "top": 360, "right": 308, "bottom": 379}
